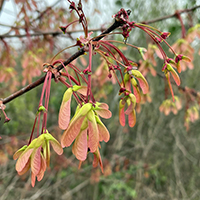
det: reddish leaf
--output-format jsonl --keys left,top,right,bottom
{"left": 61, "top": 103, "right": 92, "bottom": 147}
{"left": 13, "top": 145, "right": 27, "bottom": 160}
{"left": 58, "top": 88, "right": 73, "bottom": 130}
{"left": 166, "top": 64, "right": 180, "bottom": 86}
{"left": 37, "top": 153, "right": 46, "bottom": 182}
{"left": 95, "top": 116, "right": 110, "bottom": 142}
{"left": 73, "top": 85, "right": 88, "bottom": 96}
{"left": 176, "top": 61, "right": 181, "bottom": 73}
{"left": 93, "top": 148, "right": 104, "bottom": 173}
{"left": 72, "top": 129, "right": 88, "bottom": 161}
{"left": 166, "top": 72, "right": 175, "bottom": 102}
{"left": 131, "top": 70, "right": 149, "bottom": 94}
{"left": 87, "top": 111, "right": 99, "bottom": 153}
{"left": 170, "top": 69, "right": 181, "bottom": 86}
{"left": 43, "top": 139, "right": 50, "bottom": 167}
{"left": 95, "top": 108, "right": 112, "bottom": 119}
{"left": 133, "top": 85, "right": 141, "bottom": 103}
{"left": 45, "top": 133, "right": 63, "bottom": 155}
{"left": 16, "top": 148, "right": 33, "bottom": 172}
{"left": 119, "top": 100, "right": 125, "bottom": 126}
{"left": 96, "top": 102, "right": 109, "bottom": 110}
{"left": 31, "top": 172, "right": 36, "bottom": 187}
{"left": 61, "top": 115, "right": 85, "bottom": 148}
{"left": 31, "top": 147, "right": 41, "bottom": 175}
{"left": 128, "top": 110, "right": 136, "bottom": 127}
{"left": 18, "top": 159, "right": 30, "bottom": 175}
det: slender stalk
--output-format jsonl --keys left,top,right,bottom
{"left": 2, "top": 15, "right": 127, "bottom": 105}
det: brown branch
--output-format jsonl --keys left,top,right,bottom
{"left": 142, "top": 4, "right": 200, "bottom": 24}
{"left": 2, "top": 14, "right": 128, "bottom": 105}
{"left": 1, "top": 5, "right": 200, "bottom": 39}
{"left": 0, "top": 28, "right": 106, "bottom": 39}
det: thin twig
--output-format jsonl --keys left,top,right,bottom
{"left": 142, "top": 5, "right": 200, "bottom": 24}
{"left": 2, "top": 14, "right": 128, "bottom": 105}
{"left": 1, "top": 5, "right": 200, "bottom": 38}
{"left": 0, "top": 28, "right": 106, "bottom": 39}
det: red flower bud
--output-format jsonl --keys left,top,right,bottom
{"left": 161, "top": 32, "right": 171, "bottom": 39}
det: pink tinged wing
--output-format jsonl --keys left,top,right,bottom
{"left": 119, "top": 100, "right": 125, "bottom": 126}
{"left": 124, "top": 101, "right": 134, "bottom": 115}
{"left": 72, "top": 129, "right": 88, "bottom": 161}
{"left": 93, "top": 148, "right": 104, "bottom": 173}
{"left": 31, "top": 147, "right": 42, "bottom": 176}
{"left": 49, "top": 140, "right": 63, "bottom": 155}
{"left": 87, "top": 111, "right": 99, "bottom": 153}
{"left": 31, "top": 172, "right": 36, "bottom": 187}
{"left": 137, "top": 77, "right": 149, "bottom": 94}
{"left": 37, "top": 153, "right": 46, "bottom": 182}
{"left": 73, "top": 85, "right": 88, "bottom": 96}
{"left": 95, "top": 108, "right": 112, "bottom": 119}
{"left": 96, "top": 102, "right": 109, "bottom": 110}
{"left": 61, "top": 115, "right": 85, "bottom": 148}
{"left": 58, "top": 88, "right": 73, "bottom": 130}
{"left": 16, "top": 148, "right": 34, "bottom": 172}
{"left": 96, "top": 116, "right": 110, "bottom": 142}
{"left": 128, "top": 109, "right": 136, "bottom": 127}
{"left": 18, "top": 159, "right": 30, "bottom": 175}
{"left": 170, "top": 69, "right": 181, "bottom": 86}
{"left": 133, "top": 85, "right": 141, "bottom": 103}
{"left": 176, "top": 61, "right": 181, "bottom": 73}
{"left": 13, "top": 145, "right": 27, "bottom": 160}
{"left": 43, "top": 140, "right": 50, "bottom": 167}
{"left": 131, "top": 70, "right": 149, "bottom": 94}
{"left": 61, "top": 103, "right": 92, "bottom": 147}
{"left": 45, "top": 133, "right": 63, "bottom": 155}
{"left": 167, "top": 64, "right": 180, "bottom": 86}
{"left": 166, "top": 73, "right": 175, "bottom": 102}
{"left": 131, "top": 78, "right": 141, "bottom": 103}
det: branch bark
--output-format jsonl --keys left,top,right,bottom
{"left": 2, "top": 12, "right": 128, "bottom": 105}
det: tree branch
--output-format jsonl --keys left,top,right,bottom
{"left": 142, "top": 4, "right": 200, "bottom": 24}
{"left": 0, "top": 28, "right": 106, "bottom": 39}
{"left": 2, "top": 14, "right": 127, "bottom": 105}
{"left": 1, "top": 5, "right": 199, "bottom": 39}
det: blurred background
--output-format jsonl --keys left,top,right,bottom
{"left": 0, "top": 0, "right": 200, "bottom": 199}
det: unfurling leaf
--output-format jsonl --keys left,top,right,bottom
{"left": 128, "top": 109, "right": 136, "bottom": 127}
{"left": 94, "top": 108, "right": 112, "bottom": 119}
{"left": 73, "top": 85, "right": 87, "bottom": 96}
{"left": 166, "top": 64, "right": 180, "bottom": 86}
{"left": 61, "top": 103, "right": 92, "bottom": 147}
{"left": 13, "top": 145, "right": 27, "bottom": 160}
{"left": 72, "top": 129, "right": 88, "bottom": 161}
{"left": 58, "top": 88, "right": 73, "bottom": 130}
{"left": 16, "top": 148, "right": 34, "bottom": 172}
{"left": 95, "top": 116, "right": 110, "bottom": 142}
{"left": 130, "top": 70, "right": 149, "bottom": 94}
{"left": 131, "top": 78, "right": 141, "bottom": 103}
{"left": 119, "top": 99, "right": 126, "bottom": 126}
{"left": 87, "top": 110, "right": 99, "bottom": 152}
{"left": 31, "top": 147, "right": 42, "bottom": 175}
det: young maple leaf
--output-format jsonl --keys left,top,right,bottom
{"left": 61, "top": 102, "right": 111, "bottom": 164}
{"left": 129, "top": 69, "right": 149, "bottom": 94}
{"left": 119, "top": 93, "right": 137, "bottom": 127}
{"left": 162, "top": 63, "right": 181, "bottom": 101}
{"left": 61, "top": 103, "right": 93, "bottom": 148}
{"left": 58, "top": 87, "right": 73, "bottom": 130}
{"left": 58, "top": 85, "right": 88, "bottom": 130}
{"left": 93, "top": 147, "right": 104, "bottom": 173}
{"left": 13, "top": 132, "right": 63, "bottom": 187}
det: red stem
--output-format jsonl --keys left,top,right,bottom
{"left": 175, "top": 11, "right": 186, "bottom": 38}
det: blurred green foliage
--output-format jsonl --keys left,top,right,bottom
{"left": 0, "top": 0, "right": 200, "bottom": 199}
